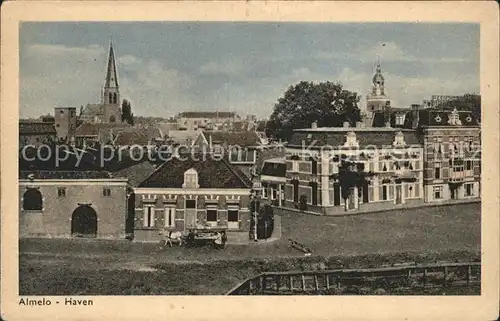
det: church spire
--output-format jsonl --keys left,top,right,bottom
{"left": 102, "top": 39, "right": 120, "bottom": 106}
{"left": 105, "top": 40, "right": 119, "bottom": 88}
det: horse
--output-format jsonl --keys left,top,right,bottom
{"left": 159, "top": 230, "right": 184, "bottom": 248}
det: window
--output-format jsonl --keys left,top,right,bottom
{"left": 143, "top": 206, "right": 155, "bottom": 228}
{"left": 228, "top": 209, "right": 239, "bottom": 229}
{"left": 262, "top": 183, "right": 268, "bottom": 199}
{"left": 433, "top": 186, "right": 443, "bottom": 199}
{"left": 466, "top": 160, "right": 473, "bottom": 170}
{"left": 434, "top": 163, "right": 441, "bottom": 179}
{"left": 228, "top": 210, "right": 238, "bottom": 222}
{"left": 103, "top": 188, "right": 111, "bottom": 197}
{"left": 186, "top": 199, "right": 196, "bottom": 209}
{"left": 464, "top": 183, "right": 474, "bottom": 197}
{"left": 206, "top": 209, "right": 217, "bottom": 222}
{"left": 164, "top": 207, "right": 176, "bottom": 227}
{"left": 22, "top": 188, "right": 43, "bottom": 211}
{"left": 271, "top": 185, "right": 278, "bottom": 200}
{"left": 57, "top": 187, "right": 66, "bottom": 197}
{"left": 382, "top": 185, "right": 388, "bottom": 200}
{"left": 183, "top": 168, "right": 199, "bottom": 189}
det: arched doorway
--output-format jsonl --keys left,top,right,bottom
{"left": 23, "top": 188, "right": 43, "bottom": 211}
{"left": 71, "top": 205, "right": 97, "bottom": 238}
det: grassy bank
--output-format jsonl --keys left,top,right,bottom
{"left": 20, "top": 249, "right": 480, "bottom": 295}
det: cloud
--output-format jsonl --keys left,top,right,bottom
{"left": 117, "top": 54, "right": 141, "bottom": 66}
{"left": 119, "top": 59, "right": 194, "bottom": 116}
{"left": 199, "top": 60, "right": 244, "bottom": 75}
{"left": 315, "top": 42, "right": 471, "bottom": 64}
{"left": 26, "top": 43, "right": 105, "bottom": 57}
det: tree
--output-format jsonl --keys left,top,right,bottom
{"left": 121, "top": 99, "right": 134, "bottom": 125}
{"left": 436, "top": 94, "right": 481, "bottom": 122}
{"left": 331, "top": 160, "right": 374, "bottom": 206}
{"left": 266, "top": 81, "right": 361, "bottom": 141}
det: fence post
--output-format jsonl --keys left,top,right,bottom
{"left": 289, "top": 275, "right": 294, "bottom": 292}
{"left": 443, "top": 266, "right": 448, "bottom": 287}
{"left": 258, "top": 275, "right": 263, "bottom": 293}
{"left": 314, "top": 275, "right": 319, "bottom": 291}
{"left": 275, "top": 275, "right": 281, "bottom": 292}
{"left": 326, "top": 274, "right": 330, "bottom": 290}
{"left": 301, "top": 275, "right": 306, "bottom": 291}
{"left": 423, "top": 269, "right": 427, "bottom": 287}
{"left": 467, "top": 265, "right": 471, "bottom": 285}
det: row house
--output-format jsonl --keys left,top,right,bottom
{"left": 133, "top": 155, "right": 253, "bottom": 242}
{"left": 417, "top": 108, "right": 481, "bottom": 202}
{"left": 279, "top": 123, "right": 424, "bottom": 214}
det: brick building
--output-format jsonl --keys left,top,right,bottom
{"left": 132, "top": 155, "right": 253, "bottom": 242}
{"left": 416, "top": 108, "right": 481, "bottom": 202}
{"left": 280, "top": 123, "right": 424, "bottom": 214}
{"left": 19, "top": 170, "right": 128, "bottom": 238}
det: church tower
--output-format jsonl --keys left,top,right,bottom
{"left": 101, "top": 40, "right": 121, "bottom": 123}
{"left": 364, "top": 60, "right": 391, "bottom": 126}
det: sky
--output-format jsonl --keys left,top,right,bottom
{"left": 20, "top": 22, "right": 479, "bottom": 119}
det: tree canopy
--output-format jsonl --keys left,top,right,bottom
{"left": 436, "top": 94, "right": 481, "bottom": 122}
{"left": 121, "top": 99, "right": 134, "bottom": 125}
{"left": 265, "top": 81, "right": 361, "bottom": 141}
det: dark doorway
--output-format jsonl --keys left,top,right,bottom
{"left": 333, "top": 182, "right": 341, "bottom": 206}
{"left": 292, "top": 179, "right": 299, "bottom": 203}
{"left": 362, "top": 182, "right": 369, "bottom": 203}
{"left": 310, "top": 182, "right": 318, "bottom": 206}
{"left": 71, "top": 205, "right": 98, "bottom": 238}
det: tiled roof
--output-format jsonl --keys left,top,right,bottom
{"left": 114, "top": 131, "right": 150, "bottom": 146}
{"left": 19, "top": 170, "right": 113, "bottom": 180}
{"left": 75, "top": 123, "right": 132, "bottom": 136}
{"left": 177, "top": 111, "right": 237, "bottom": 118}
{"left": 19, "top": 122, "right": 57, "bottom": 135}
{"left": 138, "top": 155, "right": 252, "bottom": 189}
{"left": 19, "top": 146, "right": 102, "bottom": 171}
{"left": 205, "top": 131, "right": 262, "bottom": 147}
{"left": 417, "top": 109, "right": 479, "bottom": 127}
{"left": 261, "top": 159, "right": 286, "bottom": 177}
{"left": 288, "top": 128, "right": 421, "bottom": 148}
{"left": 112, "top": 160, "right": 158, "bottom": 187}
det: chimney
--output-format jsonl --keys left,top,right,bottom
{"left": 343, "top": 121, "right": 350, "bottom": 128}
{"left": 311, "top": 121, "right": 318, "bottom": 129}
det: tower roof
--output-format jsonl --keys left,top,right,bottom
{"left": 105, "top": 41, "right": 119, "bottom": 88}
{"left": 372, "top": 62, "right": 384, "bottom": 85}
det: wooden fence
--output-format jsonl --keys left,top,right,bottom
{"left": 226, "top": 262, "right": 481, "bottom": 295}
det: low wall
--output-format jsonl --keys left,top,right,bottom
{"left": 272, "top": 198, "right": 481, "bottom": 217}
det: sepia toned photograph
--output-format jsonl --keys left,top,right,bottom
{"left": 18, "top": 21, "right": 483, "bottom": 296}
{"left": 2, "top": 1, "right": 499, "bottom": 321}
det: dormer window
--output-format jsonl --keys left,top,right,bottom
{"left": 393, "top": 131, "right": 406, "bottom": 147}
{"left": 448, "top": 108, "right": 462, "bottom": 126}
{"left": 183, "top": 168, "right": 199, "bottom": 189}
{"left": 343, "top": 132, "right": 359, "bottom": 148}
